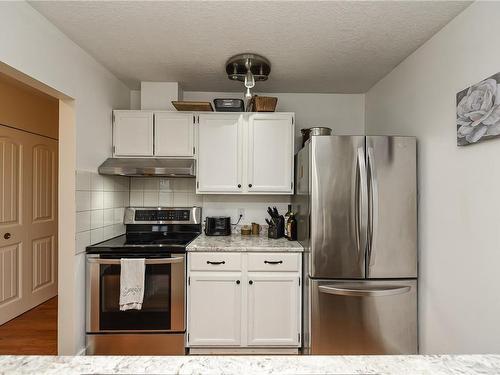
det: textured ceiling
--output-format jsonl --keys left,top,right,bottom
{"left": 30, "top": 1, "right": 471, "bottom": 93}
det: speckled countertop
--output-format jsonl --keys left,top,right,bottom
{"left": 186, "top": 232, "right": 303, "bottom": 252}
{"left": 1, "top": 355, "right": 499, "bottom": 375}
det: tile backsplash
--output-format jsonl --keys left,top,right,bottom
{"left": 129, "top": 177, "right": 290, "bottom": 225}
{"left": 75, "top": 171, "right": 130, "bottom": 253}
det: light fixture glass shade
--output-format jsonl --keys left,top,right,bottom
{"left": 244, "top": 71, "right": 255, "bottom": 88}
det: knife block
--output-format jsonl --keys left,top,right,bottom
{"left": 268, "top": 217, "right": 285, "bottom": 239}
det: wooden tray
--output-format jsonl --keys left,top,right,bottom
{"left": 172, "top": 101, "right": 213, "bottom": 111}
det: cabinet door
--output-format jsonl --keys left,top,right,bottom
{"left": 113, "top": 111, "right": 153, "bottom": 156}
{"left": 188, "top": 273, "right": 242, "bottom": 346}
{"left": 247, "top": 273, "right": 300, "bottom": 346}
{"left": 247, "top": 114, "right": 294, "bottom": 193}
{"left": 197, "top": 114, "right": 242, "bottom": 193}
{"left": 154, "top": 112, "right": 194, "bottom": 157}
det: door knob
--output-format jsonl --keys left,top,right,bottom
{"left": 4, "top": 233, "right": 11, "bottom": 240}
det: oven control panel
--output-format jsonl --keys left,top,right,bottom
{"left": 124, "top": 207, "right": 202, "bottom": 225}
{"left": 135, "top": 210, "right": 190, "bottom": 222}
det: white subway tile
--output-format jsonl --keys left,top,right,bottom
{"left": 91, "top": 173, "right": 104, "bottom": 191}
{"left": 103, "top": 191, "right": 114, "bottom": 209}
{"left": 130, "top": 191, "right": 143, "bottom": 206}
{"left": 76, "top": 171, "right": 91, "bottom": 191}
{"left": 122, "top": 191, "right": 130, "bottom": 207}
{"left": 75, "top": 230, "right": 90, "bottom": 254}
{"left": 90, "top": 228, "right": 104, "bottom": 244}
{"left": 173, "top": 192, "right": 189, "bottom": 206}
{"left": 103, "top": 225, "right": 115, "bottom": 240}
{"left": 115, "top": 176, "right": 129, "bottom": 192}
{"left": 91, "top": 191, "right": 104, "bottom": 210}
{"left": 114, "top": 208, "right": 125, "bottom": 224}
{"left": 144, "top": 191, "right": 159, "bottom": 206}
{"left": 189, "top": 193, "right": 203, "bottom": 207}
{"left": 103, "top": 208, "right": 114, "bottom": 226}
{"left": 103, "top": 176, "right": 114, "bottom": 191}
{"left": 90, "top": 209, "right": 104, "bottom": 229}
{"left": 159, "top": 178, "right": 173, "bottom": 191}
{"left": 130, "top": 178, "right": 144, "bottom": 190}
{"left": 143, "top": 178, "right": 159, "bottom": 190}
{"left": 76, "top": 191, "right": 91, "bottom": 212}
{"left": 159, "top": 192, "right": 174, "bottom": 206}
{"left": 76, "top": 211, "right": 91, "bottom": 232}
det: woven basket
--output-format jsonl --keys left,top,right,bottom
{"left": 249, "top": 95, "right": 278, "bottom": 112}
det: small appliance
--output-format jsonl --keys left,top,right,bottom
{"left": 204, "top": 216, "right": 231, "bottom": 236}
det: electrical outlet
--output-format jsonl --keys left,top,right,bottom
{"left": 237, "top": 208, "right": 245, "bottom": 220}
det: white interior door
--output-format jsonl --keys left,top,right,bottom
{"left": 197, "top": 114, "right": 242, "bottom": 193}
{"left": 0, "top": 126, "right": 58, "bottom": 325}
{"left": 154, "top": 112, "right": 194, "bottom": 157}
{"left": 247, "top": 273, "right": 300, "bottom": 346}
{"left": 188, "top": 272, "right": 242, "bottom": 346}
{"left": 113, "top": 110, "right": 153, "bottom": 156}
{"left": 247, "top": 114, "right": 294, "bottom": 193}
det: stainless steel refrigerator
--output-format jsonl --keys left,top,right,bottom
{"left": 294, "top": 135, "right": 417, "bottom": 355}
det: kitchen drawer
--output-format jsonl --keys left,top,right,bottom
{"left": 189, "top": 252, "right": 242, "bottom": 271}
{"left": 247, "top": 253, "right": 300, "bottom": 272}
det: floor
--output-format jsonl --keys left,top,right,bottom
{"left": 0, "top": 297, "right": 57, "bottom": 355}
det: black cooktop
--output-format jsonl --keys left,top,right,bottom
{"left": 86, "top": 224, "right": 201, "bottom": 254}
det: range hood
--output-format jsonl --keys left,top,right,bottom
{"left": 98, "top": 158, "right": 195, "bottom": 177}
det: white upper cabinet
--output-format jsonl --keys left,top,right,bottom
{"left": 196, "top": 113, "right": 294, "bottom": 195}
{"left": 154, "top": 112, "right": 194, "bottom": 157}
{"left": 197, "top": 114, "right": 243, "bottom": 193}
{"left": 247, "top": 113, "right": 294, "bottom": 193}
{"left": 113, "top": 110, "right": 153, "bottom": 156}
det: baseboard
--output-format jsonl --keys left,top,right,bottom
{"left": 189, "top": 347, "right": 300, "bottom": 355}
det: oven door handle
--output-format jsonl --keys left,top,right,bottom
{"left": 87, "top": 257, "right": 184, "bottom": 265}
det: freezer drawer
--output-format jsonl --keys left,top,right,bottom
{"left": 307, "top": 279, "right": 417, "bottom": 355}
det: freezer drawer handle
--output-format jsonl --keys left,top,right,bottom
{"left": 87, "top": 257, "right": 184, "bottom": 265}
{"left": 264, "top": 260, "right": 283, "bottom": 265}
{"left": 318, "top": 285, "right": 411, "bottom": 297}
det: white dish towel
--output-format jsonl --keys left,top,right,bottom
{"left": 119, "top": 258, "right": 145, "bottom": 311}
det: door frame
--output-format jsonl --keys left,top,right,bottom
{"left": 0, "top": 62, "right": 76, "bottom": 355}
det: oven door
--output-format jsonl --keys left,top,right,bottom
{"left": 86, "top": 253, "right": 185, "bottom": 333}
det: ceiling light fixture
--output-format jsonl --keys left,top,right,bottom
{"left": 226, "top": 53, "right": 271, "bottom": 100}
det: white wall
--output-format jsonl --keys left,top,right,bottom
{"left": 0, "top": 2, "right": 130, "bottom": 354}
{"left": 184, "top": 91, "right": 365, "bottom": 153}
{"left": 365, "top": 2, "right": 500, "bottom": 354}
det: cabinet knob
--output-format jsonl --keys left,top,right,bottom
{"left": 237, "top": 184, "right": 241, "bottom": 188}
{"left": 3, "top": 233, "right": 11, "bottom": 240}
{"left": 249, "top": 280, "right": 253, "bottom": 285}
{"left": 248, "top": 184, "right": 253, "bottom": 188}
{"left": 236, "top": 280, "right": 240, "bottom": 285}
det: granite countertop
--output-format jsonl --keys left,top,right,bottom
{"left": 186, "top": 232, "right": 303, "bottom": 252}
{"left": 1, "top": 355, "right": 499, "bottom": 375}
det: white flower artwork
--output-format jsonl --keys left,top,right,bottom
{"left": 457, "top": 73, "right": 500, "bottom": 146}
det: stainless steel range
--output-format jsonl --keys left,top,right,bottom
{"left": 85, "top": 206, "right": 201, "bottom": 355}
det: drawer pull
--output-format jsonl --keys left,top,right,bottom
{"left": 206, "top": 261, "right": 226, "bottom": 265}
{"left": 264, "top": 260, "right": 283, "bottom": 265}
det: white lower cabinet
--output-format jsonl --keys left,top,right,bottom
{"left": 188, "top": 273, "right": 242, "bottom": 346}
{"left": 247, "top": 273, "right": 300, "bottom": 346}
{"left": 187, "top": 252, "right": 301, "bottom": 349}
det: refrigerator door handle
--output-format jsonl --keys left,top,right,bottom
{"left": 318, "top": 284, "right": 411, "bottom": 297}
{"left": 367, "top": 147, "right": 379, "bottom": 267}
{"left": 356, "top": 147, "right": 369, "bottom": 261}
